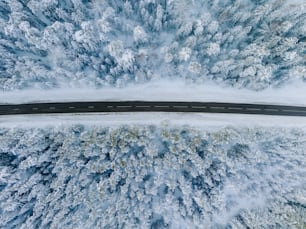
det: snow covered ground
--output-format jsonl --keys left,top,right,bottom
{"left": 1, "top": 79, "right": 306, "bottom": 106}
{"left": 2, "top": 112, "right": 306, "bottom": 129}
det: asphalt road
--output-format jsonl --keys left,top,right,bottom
{"left": 1, "top": 101, "right": 306, "bottom": 116}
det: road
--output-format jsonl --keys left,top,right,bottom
{"left": 1, "top": 101, "right": 306, "bottom": 116}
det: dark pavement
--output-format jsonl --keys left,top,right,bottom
{"left": 1, "top": 101, "right": 306, "bottom": 116}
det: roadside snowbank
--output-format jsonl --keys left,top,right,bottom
{"left": 1, "top": 112, "right": 306, "bottom": 129}
{"left": 1, "top": 80, "right": 306, "bottom": 106}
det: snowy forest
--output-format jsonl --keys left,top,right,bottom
{"left": 0, "top": 0, "right": 305, "bottom": 90}
{"left": 1, "top": 0, "right": 306, "bottom": 228}
{"left": 0, "top": 125, "right": 305, "bottom": 228}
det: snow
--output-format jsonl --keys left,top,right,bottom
{"left": 1, "top": 112, "right": 306, "bottom": 129}
{"left": 179, "top": 47, "right": 192, "bottom": 61}
{"left": 206, "top": 43, "right": 220, "bottom": 56}
{"left": 283, "top": 0, "right": 306, "bottom": 9}
{"left": 1, "top": 0, "right": 306, "bottom": 91}
{"left": 1, "top": 1, "right": 306, "bottom": 228}
{"left": 1, "top": 118, "right": 305, "bottom": 228}
{"left": 1, "top": 79, "right": 306, "bottom": 106}
{"left": 133, "top": 26, "right": 148, "bottom": 43}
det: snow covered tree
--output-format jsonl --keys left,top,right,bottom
{"left": 0, "top": 0, "right": 306, "bottom": 90}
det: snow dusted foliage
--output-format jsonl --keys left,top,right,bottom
{"left": 0, "top": 0, "right": 306, "bottom": 90}
{"left": 0, "top": 125, "right": 305, "bottom": 228}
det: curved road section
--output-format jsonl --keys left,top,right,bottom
{"left": 1, "top": 101, "right": 306, "bottom": 116}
